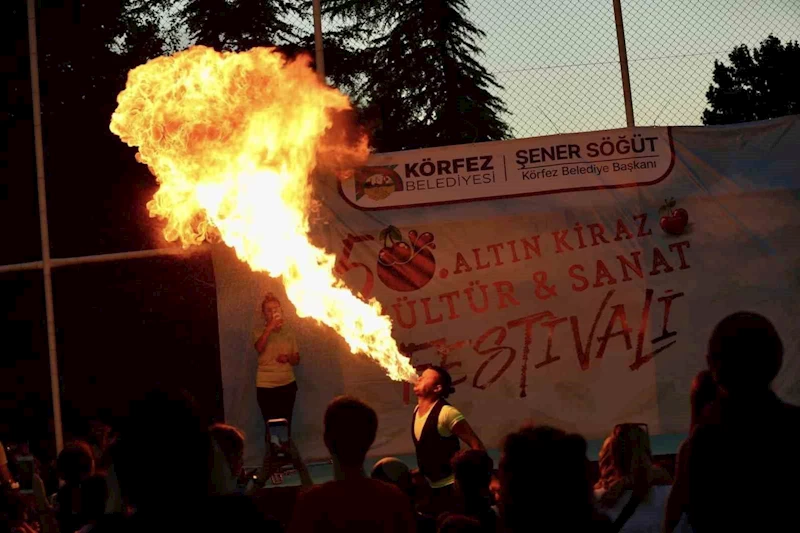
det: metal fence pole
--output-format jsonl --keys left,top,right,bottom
{"left": 312, "top": 0, "right": 325, "bottom": 80}
{"left": 613, "top": 0, "right": 635, "bottom": 127}
{"left": 27, "top": 0, "right": 64, "bottom": 454}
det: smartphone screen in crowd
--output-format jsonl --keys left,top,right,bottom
{"left": 267, "top": 418, "right": 290, "bottom": 448}
{"left": 17, "top": 455, "right": 34, "bottom": 494}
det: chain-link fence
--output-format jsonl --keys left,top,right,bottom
{"left": 624, "top": 0, "right": 800, "bottom": 127}
{"left": 470, "top": 0, "right": 624, "bottom": 137}
{"left": 264, "top": 0, "right": 800, "bottom": 139}
{"left": 466, "top": 0, "right": 800, "bottom": 138}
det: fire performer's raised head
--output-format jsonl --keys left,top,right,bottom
{"left": 324, "top": 396, "right": 378, "bottom": 477}
{"left": 413, "top": 366, "right": 455, "bottom": 402}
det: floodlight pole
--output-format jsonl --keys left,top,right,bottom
{"left": 312, "top": 0, "right": 325, "bottom": 80}
{"left": 613, "top": 0, "right": 635, "bottom": 127}
{"left": 27, "top": 0, "right": 64, "bottom": 454}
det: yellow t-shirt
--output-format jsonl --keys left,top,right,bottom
{"left": 253, "top": 326, "right": 298, "bottom": 388}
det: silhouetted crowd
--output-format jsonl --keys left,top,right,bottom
{"left": 2, "top": 311, "right": 799, "bottom": 532}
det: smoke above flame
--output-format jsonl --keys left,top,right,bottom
{"left": 110, "top": 46, "right": 417, "bottom": 383}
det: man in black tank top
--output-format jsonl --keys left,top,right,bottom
{"left": 412, "top": 366, "right": 484, "bottom": 517}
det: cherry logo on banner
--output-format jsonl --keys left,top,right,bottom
{"left": 377, "top": 226, "right": 436, "bottom": 292}
{"left": 659, "top": 197, "right": 689, "bottom": 235}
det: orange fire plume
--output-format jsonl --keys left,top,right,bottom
{"left": 110, "top": 46, "right": 417, "bottom": 383}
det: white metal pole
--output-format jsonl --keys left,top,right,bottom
{"left": 312, "top": 0, "right": 325, "bottom": 80}
{"left": 27, "top": 0, "right": 64, "bottom": 454}
{"left": 50, "top": 247, "right": 194, "bottom": 268}
{"left": 613, "top": 0, "right": 635, "bottom": 127}
{"left": 0, "top": 260, "right": 45, "bottom": 274}
{"left": 0, "top": 247, "right": 198, "bottom": 274}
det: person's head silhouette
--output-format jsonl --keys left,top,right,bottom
{"left": 324, "top": 396, "right": 377, "bottom": 472}
{"left": 707, "top": 312, "right": 783, "bottom": 396}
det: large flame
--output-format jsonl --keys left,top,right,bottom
{"left": 111, "top": 46, "right": 417, "bottom": 382}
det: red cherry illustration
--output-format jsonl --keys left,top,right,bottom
{"left": 377, "top": 226, "right": 436, "bottom": 292}
{"left": 673, "top": 207, "right": 689, "bottom": 226}
{"left": 658, "top": 198, "right": 688, "bottom": 235}
{"left": 388, "top": 242, "right": 413, "bottom": 263}
{"left": 415, "top": 232, "right": 436, "bottom": 250}
{"left": 377, "top": 248, "right": 394, "bottom": 265}
{"left": 660, "top": 215, "right": 686, "bottom": 235}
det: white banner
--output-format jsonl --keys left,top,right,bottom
{"left": 215, "top": 116, "right": 800, "bottom": 466}
{"left": 339, "top": 128, "right": 674, "bottom": 209}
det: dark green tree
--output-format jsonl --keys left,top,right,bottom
{"left": 279, "top": 29, "right": 369, "bottom": 96}
{"left": 29, "top": 0, "right": 173, "bottom": 257}
{"left": 324, "top": 0, "right": 511, "bottom": 152}
{"left": 178, "top": 1, "right": 366, "bottom": 95}
{"left": 180, "top": 0, "right": 304, "bottom": 51}
{"left": 703, "top": 35, "right": 800, "bottom": 125}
